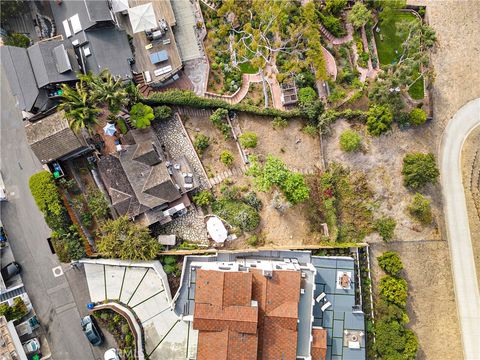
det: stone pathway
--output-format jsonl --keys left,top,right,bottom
{"left": 204, "top": 72, "right": 263, "bottom": 104}
{"left": 319, "top": 23, "right": 353, "bottom": 45}
{"left": 322, "top": 46, "right": 338, "bottom": 80}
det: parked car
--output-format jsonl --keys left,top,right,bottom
{"left": 22, "top": 338, "right": 40, "bottom": 354}
{"left": 1, "top": 262, "right": 21, "bottom": 282}
{"left": 104, "top": 348, "right": 120, "bottom": 360}
{"left": 80, "top": 315, "right": 103, "bottom": 346}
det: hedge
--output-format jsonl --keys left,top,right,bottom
{"left": 29, "top": 171, "right": 85, "bottom": 262}
{"left": 145, "top": 90, "right": 301, "bottom": 119}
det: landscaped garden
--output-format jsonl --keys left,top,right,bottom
{"left": 374, "top": 11, "right": 425, "bottom": 100}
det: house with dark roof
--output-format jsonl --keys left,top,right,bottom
{"left": 24, "top": 110, "right": 91, "bottom": 164}
{"left": 49, "top": 0, "right": 133, "bottom": 80}
{"left": 97, "top": 128, "right": 197, "bottom": 226}
{"left": 0, "top": 38, "right": 79, "bottom": 117}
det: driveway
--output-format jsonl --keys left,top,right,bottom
{"left": 440, "top": 98, "right": 480, "bottom": 359}
{"left": 0, "top": 67, "right": 102, "bottom": 359}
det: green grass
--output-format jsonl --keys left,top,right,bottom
{"left": 408, "top": 73, "right": 424, "bottom": 100}
{"left": 374, "top": 13, "right": 418, "bottom": 66}
{"left": 238, "top": 61, "right": 258, "bottom": 74}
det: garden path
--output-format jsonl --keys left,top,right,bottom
{"left": 204, "top": 72, "right": 263, "bottom": 104}
{"left": 319, "top": 22, "right": 353, "bottom": 45}
{"left": 322, "top": 46, "right": 338, "bottom": 80}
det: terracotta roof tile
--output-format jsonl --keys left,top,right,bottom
{"left": 311, "top": 328, "right": 327, "bottom": 360}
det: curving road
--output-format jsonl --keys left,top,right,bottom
{"left": 440, "top": 98, "right": 480, "bottom": 360}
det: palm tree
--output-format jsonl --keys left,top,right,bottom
{"left": 59, "top": 81, "right": 100, "bottom": 133}
{"left": 91, "top": 69, "right": 128, "bottom": 114}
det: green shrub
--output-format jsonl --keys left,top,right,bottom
{"left": 81, "top": 212, "right": 93, "bottom": 228}
{"left": 402, "top": 153, "right": 439, "bottom": 189}
{"left": 154, "top": 105, "right": 172, "bottom": 121}
{"left": 194, "top": 134, "right": 210, "bottom": 155}
{"left": 248, "top": 156, "right": 309, "bottom": 205}
{"left": 407, "top": 193, "right": 433, "bottom": 225}
{"left": 302, "top": 125, "right": 318, "bottom": 137}
{"left": 193, "top": 190, "right": 213, "bottom": 207}
{"left": 220, "top": 150, "right": 234, "bottom": 166}
{"left": 246, "top": 235, "right": 263, "bottom": 247}
{"left": 0, "top": 298, "right": 29, "bottom": 321}
{"left": 212, "top": 199, "right": 260, "bottom": 231}
{"left": 409, "top": 108, "right": 427, "bottom": 126}
{"left": 272, "top": 116, "right": 288, "bottom": 129}
{"left": 86, "top": 186, "right": 110, "bottom": 220}
{"left": 220, "top": 185, "right": 242, "bottom": 201}
{"left": 366, "top": 104, "right": 393, "bottom": 136}
{"left": 377, "top": 251, "right": 404, "bottom": 276}
{"left": 4, "top": 33, "right": 30, "bottom": 48}
{"left": 130, "top": 103, "right": 154, "bottom": 129}
{"left": 210, "top": 108, "right": 231, "bottom": 139}
{"left": 116, "top": 118, "right": 128, "bottom": 134}
{"left": 29, "top": 171, "right": 64, "bottom": 217}
{"left": 239, "top": 132, "right": 258, "bottom": 148}
{"left": 374, "top": 217, "right": 396, "bottom": 242}
{"left": 379, "top": 276, "right": 408, "bottom": 307}
{"left": 243, "top": 192, "right": 262, "bottom": 211}
{"left": 51, "top": 225, "right": 86, "bottom": 262}
{"left": 146, "top": 90, "right": 301, "bottom": 119}
{"left": 339, "top": 129, "right": 362, "bottom": 152}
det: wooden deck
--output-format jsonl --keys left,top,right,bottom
{"left": 118, "top": 0, "right": 182, "bottom": 84}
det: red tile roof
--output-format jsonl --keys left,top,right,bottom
{"left": 311, "top": 328, "right": 327, "bottom": 360}
{"left": 193, "top": 268, "right": 302, "bottom": 360}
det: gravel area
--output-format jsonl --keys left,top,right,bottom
{"left": 151, "top": 114, "right": 210, "bottom": 244}
{"left": 152, "top": 114, "right": 210, "bottom": 190}
{"left": 153, "top": 208, "right": 208, "bottom": 244}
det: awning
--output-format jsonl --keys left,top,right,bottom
{"left": 128, "top": 3, "right": 157, "bottom": 34}
{"left": 206, "top": 217, "right": 228, "bottom": 243}
{"left": 103, "top": 123, "right": 117, "bottom": 136}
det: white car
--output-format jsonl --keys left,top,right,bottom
{"left": 22, "top": 338, "right": 40, "bottom": 354}
{"left": 104, "top": 348, "right": 120, "bottom": 360}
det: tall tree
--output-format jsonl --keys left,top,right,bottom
{"left": 91, "top": 69, "right": 128, "bottom": 114}
{"left": 347, "top": 2, "right": 372, "bottom": 29}
{"left": 59, "top": 81, "right": 100, "bottom": 133}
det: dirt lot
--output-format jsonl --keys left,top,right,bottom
{"left": 370, "top": 241, "right": 462, "bottom": 360}
{"left": 324, "top": 119, "right": 443, "bottom": 243}
{"left": 183, "top": 112, "right": 243, "bottom": 178}
{"left": 462, "top": 126, "right": 480, "bottom": 287}
{"left": 237, "top": 113, "right": 322, "bottom": 171}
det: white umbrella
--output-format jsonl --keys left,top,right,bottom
{"left": 128, "top": 3, "right": 157, "bottom": 34}
{"left": 207, "top": 217, "right": 228, "bottom": 243}
{"left": 103, "top": 123, "right": 117, "bottom": 136}
{"left": 111, "top": 0, "right": 129, "bottom": 13}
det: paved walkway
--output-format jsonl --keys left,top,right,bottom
{"left": 319, "top": 23, "right": 353, "bottom": 45}
{"left": 204, "top": 72, "right": 262, "bottom": 104}
{"left": 322, "top": 46, "right": 338, "bottom": 80}
{"left": 440, "top": 98, "right": 480, "bottom": 360}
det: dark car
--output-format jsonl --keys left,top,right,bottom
{"left": 80, "top": 315, "right": 103, "bottom": 346}
{"left": 1, "top": 262, "right": 21, "bottom": 282}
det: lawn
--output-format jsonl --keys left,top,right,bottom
{"left": 375, "top": 12, "right": 424, "bottom": 99}
{"left": 238, "top": 61, "right": 258, "bottom": 74}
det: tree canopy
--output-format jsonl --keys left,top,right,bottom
{"left": 130, "top": 103, "right": 155, "bottom": 129}
{"left": 366, "top": 104, "right": 393, "bottom": 136}
{"left": 97, "top": 216, "right": 161, "bottom": 260}
{"left": 402, "top": 152, "right": 439, "bottom": 189}
{"left": 347, "top": 2, "right": 372, "bottom": 29}
{"left": 339, "top": 129, "right": 362, "bottom": 152}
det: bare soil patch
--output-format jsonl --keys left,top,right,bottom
{"left": 370, "top": 241, "right": 462, "bottom": 360}
{"left": 237, "top": 113, "right": 322, "bottom": 170}
{"left": 183, "top": 113, "right": 243, "bottom": 177}
{"left": 324, "top": 119, "right": 443, "bottom": 243}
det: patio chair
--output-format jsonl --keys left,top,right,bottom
{"left": 321, "top": 301, "right": 332, "bottom": 312}
{"left": 316, "top": 292, "right": 326, "bottom": 303}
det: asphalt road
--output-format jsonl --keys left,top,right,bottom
{"left": 440, "top": 98, "right": 480, "bottom": 360}
{"left": 0, "top": 68, "right": 110, "bottom": 359}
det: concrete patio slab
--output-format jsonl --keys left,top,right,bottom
{"left": 105, "top": 265, "right": 125, "bottom": 300}
{"left": 119, "top": 267, "right": 148, "bottom": 304}
{"left": 128, "top": 270, "right": 164, "bottom": 307}
{"left": 84, "top": 263, "right": 106, "bottom": 302}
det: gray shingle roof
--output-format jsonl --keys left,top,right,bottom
{"left": 24, "top": 110, "right": 87, "bottom": 163}
{"left": 84, "top": 27, "right": 133, "bottom": 79}
{"left": 98, "top": 129, "right": 181, "bottom": 220}
{"left": 27, "top": 40, "right": 78, "bottom": 88}
{"left": 0, "top": 46, "right": 39, "bottom": 111}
